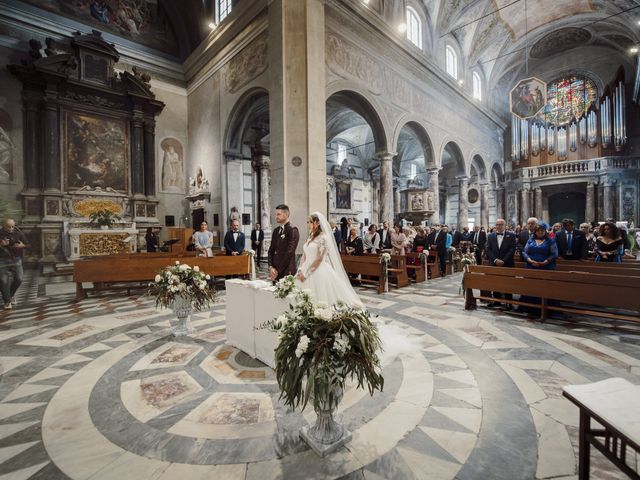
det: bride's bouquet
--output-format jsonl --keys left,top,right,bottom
{"left": 261, "top": 286, "right": 384, "bottom": 412}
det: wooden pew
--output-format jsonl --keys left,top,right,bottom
{"left": 341, "top": 255, "right": 385, "bottom": 293}
{"left": 389, "top": 255, "right": 409, "bottom": 289}
{"left": 463, "top": 265, "right": 640, "bottom": 323}
{"left": 405, "top": 253, "right": 426, "bottom": 283}
{"left": 426, "top": 251, "right": 441, "bottom": 279}
{"left": 514, "top": 261, "right": 640, "bottom": 277}
{"left": 74, "top": 253, "right": 252, "bottom": 299}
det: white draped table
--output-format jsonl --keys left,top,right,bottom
{"left": 224, "top": 279, "right": 289, "bottom": 369}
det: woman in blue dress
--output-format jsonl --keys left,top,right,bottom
{"left": 519, "top": 224, "right": 558, "bottom": 314}
{"left": 522, "top": 224, "right": 558, "bottom": 270}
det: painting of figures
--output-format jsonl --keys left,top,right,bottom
{"left": 510, "top": 77, "right": 547, "bottom": 119}
{"left": 20, "top": 0, "right": 178, "bottom": 55}
{"left": 65, "top": 112, "right": 128, "bottom": 192}
{"left": 336, "top": 182, "right": 351, "bottom": 210}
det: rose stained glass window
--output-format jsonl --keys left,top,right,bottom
{"left": 539, "top": 75, "right": 598, "bottom": 126}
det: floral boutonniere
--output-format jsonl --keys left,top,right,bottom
{"left": 280, "top": 232, "right": 286, "bottom": 239}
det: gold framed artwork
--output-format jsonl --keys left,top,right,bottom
{"left": 64, "top": 111, "right": 129, "bottom": 192}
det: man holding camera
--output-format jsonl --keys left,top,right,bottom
{"left": 0, "top": 218, "right": 27, "bottom": 310}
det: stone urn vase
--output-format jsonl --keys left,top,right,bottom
{"left": 300, "top": 384, "right": 352, "bottom": 457}
{"left": 170, "top": 295, "right": 193, "bottom": 336}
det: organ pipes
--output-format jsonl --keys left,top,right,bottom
{"left": 511, "top": 115, "right": 519, "bottom": 162}
{"left": 587, "top": 110, "right": 597, "bottom": 147}
{"left": 520, "top": 118, "right": 528, "bottom": 159}
{"left": 601, "top": 96, "right": 611, "bottom": 147}
{"left": 547, "top": 125, "right": 555, "bottom": 155}
{"left": 569, "top": 122, "right": 577, "bottom": 152}
{"left": 578, "top": 116, "right": 586, "bottom": 144}
{"left": 531, "top": 123, "right": 541, "bottom": 156}
{"left": 613, "top": 81, "right": 626, "bottom": 151}
{"left": 557, "top": 127, "right": 567, "bottom": 160}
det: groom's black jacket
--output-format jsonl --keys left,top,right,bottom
{"left": 268, "top": 222, "right": 300, "bottom": 280}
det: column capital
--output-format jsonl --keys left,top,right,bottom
{"left": 456, "top": 175, "right": 469, "bottom": 182}
{"left": 376, "top": 151, "right": 396, "bottom": 161}
{"left": 427, "top": 166, "right": 441, "bottom": 173}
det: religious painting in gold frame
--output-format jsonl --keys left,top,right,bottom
{"left": 64, "top": 111, "right": 129, "bottom": 192}
{"left": 510, "top": 77, "right": 547, "bottom": 119}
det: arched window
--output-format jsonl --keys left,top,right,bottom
{"left": 445, "top": 45, "right": 458, "bottom": 79}
{"left": 216, "top": 0, "right": 232, "bottom": 23}
{"left": 472, "top": 72, "right": 482, "bottom": 100}
{"left": 406, "top": 7, "right": 422, "bottom": 49}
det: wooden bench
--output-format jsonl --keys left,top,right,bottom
{"left": 341, "top": 255, "right": 385, "bottom": 293}
{"left": 425, "top": 251, "right": 441, "bottom": 279}
{"left": 463, "top": 265, "right": 640, "bottom": 323}
{"left": 74, "top": 253, "right": 252, "bottom": 299}
{"left": 563, "top": 378, "right": 640, "bottom": 480}
{"left": 405, "top": 253, "right": 426, "bottom": 283}
{"left": 389, "top": 255, "right": 409, "bottom": 289}
{"left": 514, "top": 261, "right": 640, "bottom": 277}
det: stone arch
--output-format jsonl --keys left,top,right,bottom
{"left": 440, "top": 140, "right": 466, "bottom": 177}
{"left": 392, "top": 118, "right": 436, "bottom": 168}
{"left": 469, "top": 154, "right": 487, "bottom": 182}
{"left": 224, "top": 88, "right": 270, "bottom": 156}
{"left": 326, "top": 89, "right": 388, "bottom": 153}
{"left": 489, "top": 162, "right": 504, "bottom": 190}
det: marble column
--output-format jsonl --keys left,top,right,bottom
{"left": 495, "top": 187, "right": 505, "bottom": 220}
{"left": 585, "top": 182, "right": 595, "bottom": 223}
{"left": 521, "top": 186, "right": 531, "bottom": 221}
{"left": 131, "top": 117, "right": 145, "bottom": 196}
{"left": 143, "top": 120, "right": 156, "bottom": 197}
{"left": 428, "top": 167, "right": 440, "bottom": 223}
{"left": 393, "top": 187, "right": 401, "bottom": 215}
{"left": 479, "top": 183, "right": 489, "bottom": 228}
{"left": 378, "top": 152, "right": 394, "bottom": 226}
{"left": 257, "top": 155, "right": 272, "bottom": 256}
{"left": 43, "top": 97, "right": 60, "bottom": 191}
{"left": 457, "top": 176, "right": 469, "bottom": 229}
{"left": 24, "top": 97, "right": 40, "bottom": 190}
{"left": 268, "top": 0, "right": 326, "bottom": 232}
{"left": 603, "top": 181, "right": 616, "bottom": 220}
{"left": 534, "top": 187, "right": 543, "bottom": 219}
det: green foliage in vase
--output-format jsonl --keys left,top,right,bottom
{"left": 263, "top": 277, "right": 384, "bottom": 412}
{"left": 88, "top": 209, "right": 121, "bottom": 228}
{"left": 147, "top": 261, "right": 216, "bottom": 311}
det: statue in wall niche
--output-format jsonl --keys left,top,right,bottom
{"left": 160, "top": 138, "right": 184, "bottom": 192}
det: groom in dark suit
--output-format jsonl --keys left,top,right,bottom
{"left": 485, "top": 218, "right": 517, "bottom": 308}
{"left": 224, "top": 219, "right": 245, "bottom": 255}
{"left": 268, "top": 204, "right": 300, "bottom": 282}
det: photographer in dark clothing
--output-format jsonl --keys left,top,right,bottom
{"left": 0, "top": 218, "right": 27, "bottom": 310}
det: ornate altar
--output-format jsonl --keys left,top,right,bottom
{"left": 8, "top": 30, "right": 164, "bottom": 262}
{"left": 66, "top": 221, "right": 138, "bottom": 260}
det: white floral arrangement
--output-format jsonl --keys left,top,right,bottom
{"left": 262, "top": 287, "right": 384, "bottom": 411}
{"left": 248, "top": 249, "right": 256, "bottom": 257}
{"left": 274, "top": 274, "right": 297, "bottom": 299}
{"left": 148, "top": 261, "right": 216, "bottom": 311}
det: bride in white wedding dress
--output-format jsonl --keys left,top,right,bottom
{"left": 295, "top": 212, "right": 363, "bottom": 308}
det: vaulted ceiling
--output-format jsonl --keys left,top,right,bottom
{"left": 422, "top": 0, "right": 640, "bottom": 95}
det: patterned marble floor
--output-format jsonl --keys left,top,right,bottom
{"left": 0, "top": 269, "right": 639, "bottom": 479}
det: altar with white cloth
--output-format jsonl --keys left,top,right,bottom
{"left": 224, "top": 279, "right": 289, "bottom": 369}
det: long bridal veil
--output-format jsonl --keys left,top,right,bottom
{"left": 313, "top": 211, "right": 363, "bottom": 307}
